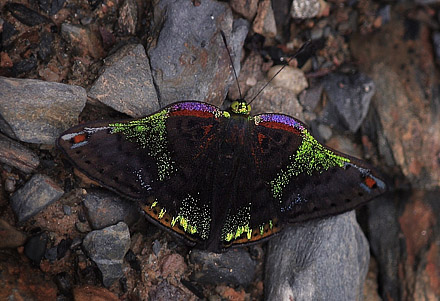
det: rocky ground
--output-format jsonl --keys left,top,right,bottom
{"left": 0, "top": 0, "right": 439, "bottom": 300}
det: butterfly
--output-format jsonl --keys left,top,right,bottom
{"left": 57, "top": 98, "right": 386, "bottom": 253}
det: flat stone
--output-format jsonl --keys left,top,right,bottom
{"left": 189, "top": 248, "right": 256, "bottom": 286}
{"left": 265, "top": 211, "right": 369, "bottom": 300}
{"left": 10, "top": 174, "right": 64, "bottom": 223}
{"left": 148, "top": 0, "right": 248, "bottom": 107}
{"left": 0, "top": 133, "right": 39, "bottom": 173}
{"left": 82, "top": 222, "right": 131, "bottom": 287}
{"left": 267, "top": 66, "right": 308, "bottom": 95}
{"left": 82, "top": 189, "right": 141, "bottom": 230}
{"left": 0, "top": 77, "right": 86, "bottom": 144}
{"left": 88, "top": 44, "right": 159, "bottom": 117}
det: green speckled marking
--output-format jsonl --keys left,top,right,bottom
{"left": 270, "top": 129, "right": 350, "bottom": 199}
{"left": 222, "top": 205, "right": 252, "bottom": 242}
{"left": 109, "top": 109, "right": 175, "bottom": 181}
{"left": 172, "top": 195, "right": 211, "bottom": 240}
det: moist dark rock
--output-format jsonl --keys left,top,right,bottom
{"left": 10, "top": 174, "right": 64, "bottom": 223}
{"left": 5, "top": 3, "right": 52, "bottom": 26}
{"left": 38, "top": 30, "right": 54, "bottom": 63}
{"left": 148, "top": 0, "right": 248, "bottom": 107}
{"left": 24, "top": 232, "right": 49, "bottom": 265}
{"left": 1, "top": 21, "right": 18, "bottom": 47}
{"left": 45, "top": 246, "right": 58, "bottom": 261}
{"left": 88, "top": 44, "right": 159, "bottom": 117}
{"left": 0, "top": 218, "right": 27, "bottom": 249}
{"left": 82, "top": 189, "right": 141, "bottom": 230}
{"left": 265, "top": 211, "right": 369, "bottom": 300}
{"left": 189, "top": 249, "right": 256, "bottom": 286}
{"left": 11, "top": 55, "right": 37, "bottom": 76}
{"left": 319, "top": 72, "right": 375, "bottom": 133}
{"left": 0, "top": 133, "right": 40, "bottom": 173}
{"left": 38, "top": 0, "right": 66, "bottom": 15}
{"left": 54, "top": 272, "right": 73, "bottom": 296}
{"left": 82, "top": 222, "right": 131, "bottom": 287}
{"left": 57, "top": 238, "right": 73, "bottom": 259}
{"left": 0, "top": 77, "right": 87, "bottom": 144}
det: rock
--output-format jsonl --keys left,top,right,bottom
{"left": 118, "top": 0, "right": 138, "bottom": 35}
{"left": 0, "top": 77, "right": 87, "bottom": 144}
{"left": 82, "top": 222, "right": 131, "bottom": 287}
{"left": 5, "top": 3, "right": 52, "bottom": 26}
{"left": 230, "top": 0, "right": 258, "bottom": 20}
{"left": 10, "top": 174, "right": 64, "bottom": 223}
{"left": 54, "top": 272, "right": 73, "bottom": 296}
{"left": 149, "top": 280, "right": 192, "bottom": 301}
{"left": 148, "top": 0, "right": 248, "bottom": 107}
{"left": 291, "top": 0, "right": 324, "bottom": 19}
{"left": 246, "top": 82, "right": 305, "bottom": 120}
{"left": 189, "top": 249, "right": 256, "bottom": 286}
{"left": 267, "top": 66, "right": 308, "bottom": 95}
{"left": 88, "top": 44, "right": 159, "bottom": 117}
{"left": 38, "top": 0, "right": 67, "bottom": 15}
{"left": 0, "top": 133, "right": 40, "bottom": 173}
{"left": 319, "top": 72, "right": 375, "bottom": 133}
{"left": 0, "top": 218, "right": 27, "bottom": 249}
{"left": 159, "top": 253, "right": 186, "bottom": 278}
{"left": 60, "top": 23, "right": 105, "bottom": 59}
{"left": 73, "top": 285, "right": 119, "bottom": 301}
{"left": 265, "top": 211, "right": 369, "bottom": 300}
{"left": 24, "top": 232, "right": 49, "bottom": 265}
{"left": 82, "top": 188, "right": 142, "bottom": 230}
{"left": 252, "top": 0, "right": 277, "bottom": 38}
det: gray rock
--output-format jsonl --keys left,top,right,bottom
{"left": 0, "top": 133, "right": 39, "bottom": 173}
{"left": 291, "top": 0, "right": 321, "bottom": 19}
{"left": 82, "top": 222, "right": 131, "bottom": 287}
{"left": 82, "top": 189, "right": 141, "bottom": 230}
{"left": 148, "top": 0, "right": 248, "bottom": 107}
{"left": 320, "top": 72, "right": 375, "bottom": 133}
{"left": 265, "top": 211, "right": 369, "bottom": 300}
{"left": 189, "top": 248, "right": 256, "bottom": 286}
{"left": 88, "top": 44, "right": 159, "bottom": 117}
{"left": 10, "top": 174, "right": 64, "bottom": 223}
{"left": 0, "top": 77, "right": 86, "bottom": 144}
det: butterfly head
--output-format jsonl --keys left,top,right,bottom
{"left": 230, "top": 99, "right": 251, "bottom": 115}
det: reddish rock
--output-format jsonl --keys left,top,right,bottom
{"left": 0, "top": 218, "right": 27, "bottom": 249}
{"left": 159, "top": 253, "right": 187, "bottom": 278}
{"left": 73, "top": 285, "right": 119, "bottom": 301}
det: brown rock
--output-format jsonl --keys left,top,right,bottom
{"left": 160, "top": 253, "right": 186, "bottom": 278}
{"left": 73, "top": 285, "right": 119, "bottom": 301}
{"left": 0, "top": 133, "right": 39, "bottom": 173}
{"left": 230, "top": 0, "right": 258, "bottom": 20}
{"left": 0, "top": 219, "right": 27, "bottom": 249}
{"left": 252, "top": 0, "right": 277, "bottom": 38}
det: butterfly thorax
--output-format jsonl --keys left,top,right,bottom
{"left": 229, "top": 99, "right": 251, "bottom": 115}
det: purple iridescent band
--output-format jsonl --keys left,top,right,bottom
{"left": 170, "top": 102, "right": 219, "bottom": 114}
{"left": 257, "top": 114, "right": 305, "bottom": 130}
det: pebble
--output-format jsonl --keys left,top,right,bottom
{"left": 267, "top": 66, "right": 308, "bottom": 95}
{"left": 82, "top": 222, "right": 131, "bottom": 287}
{"left": 10, "top": 174, "right": 64, "bottom": 223}
{"left": 24, "top": 232, "right": 49, "bottom": 265}
{"left": 88, "top": 44, "right": 159, "bottom": 118}
{"left": 0, "top": 218, "right": 27, "bottom": 249}
{"left": 0, "top": 77, "right": 87, "bottom": 144}
{"left": 252, "top": 0, "right": 277, "bottom": 38}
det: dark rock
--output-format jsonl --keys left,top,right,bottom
{"left": 4, "top": 177, "right": 16, "bottom": 192}
{"left": 149, "top": 280, "right": 192, "bottom": 301}
{"left": 320, "top": 72, "right": 375, "bottom": 133}
{"left": 148, "top": 0, "right": 248, "bottom": 107}
{"left": 57, "top": 238, "right": 72, "bottom": 259}
{"left": 0, "top": 133, "right": 40, "bottom": 173}
{"left": 189, "top": 248, "right": 256, "bottom": 286}
{"left": 152, "top": 239, "right": 162, "bottom": 256}
{"left": 265, "top": 211, "right": 369, "bottom": 300}
{"left": 0, "top": 77, "right": 87, "bottom": 144}
{"left": 38, "top": 0, "right": 66, "bottom": 15}
{"left": 433, "top": 32, "right": 440, "bottom": 63}
{"left": 82, "top": 222, "right": 131, "bottom": 287}
{"left": 125, "top": 249, "right": 141, "bottom": 272}
{"left": 10, "top": 174, "right": 64, "bottom": 223}
{"left": 82, "top": 189, "right": 141, "bottom": 230}
{"left": 24, "top": 232, "right": 49, "bottom": 265}
{"left": 1, "top": 21, "right": 18, "bottom": 47}
{"left": 45, "top": 246, "right": 58, "bottom": 261}
{"left": 0, "top": 218, "right": 27, "bottom": 249}
{"left": 54, "top": 272, "right": 73, "bottom": 296}
{"left": 88, "top": 44, "right": 159, "bottom": 117}
{"left": 11, "top": 55, "right": 37, "bottom": 76}
{"left": 117, "top": 0, "right": 138, "bottom": 35}
{"left": 38, "top": 30, "right": 54, "bottom": 63}
{"left": 5, "top": 3, "right": 52, "bottom": 26}
{"left": 63, "top": 205, "right": 72, "bottom": 215}
{"left": 60, "top": 23, "right": 105, "bottom": 59}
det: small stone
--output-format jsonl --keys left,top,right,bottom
{"left": 54, "top": 272, "right": 73, "bottom": 295}
{"left": 24, "top": 232, "right": 49, "bottom": 265}
{"left": 60, "top": 23, "right": 104, "bottom": 59}
{"left": 230, "top": 0, "right": 258, "bottom": 20}
{"left": 0, "top": 77, "right": 86, "bottom": 144}
{"left": 118, "top": 0, "right": 138, "bottom": 35}
{"left": 88, "top": 44, "right": 159, "bottom": 118}
{"left": 189, "top": 249, "right": 256, "bottom": 286}
{"left": 10, "top": 174, "right": 64, "bottom": 223}
{"left": 63, "top": 205, "right": 72, "bottom": 216}
{"left": 0, "top": 133, "right": 40, "bottom": 173}
{"left": 4, "top": 177, "right": 16, "bottom": 192}
{"left": 0, "top": 218, "right": 27, "bottom": 249}
{"left": 82, "top": 222, "right": 131, "bottom": 287}
{"left": 252, "top": 0, "right": 277, "bottom": 38}
{"left": 5, "top": 3, "right": 52, "bottom": 26}
{"left": 267, "top": 66, "right": 308, "bottom": 95}
{"left": 82, "top": 189, "right": 141, "bottom": 230}
{"left": 291, "top": 0, "right": 323, "bottom": 19}
{"left": 160, "top": 253, "right": 186, "bottom": 278}
{"left": 149, "top": 281, "right": 189, "bottom": 301}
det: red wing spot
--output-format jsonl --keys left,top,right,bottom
{"left": 73, "top": 134, "right": 87, "bottom": 144}
{"left": 202, "top": 124, "right": 213, "bottom": 135}
{"left": 170, "top": 110, "right": 213, "bottom": 118}
{"left": 365, "top": 176, "right": 377, "bottom": 188}
{"left": 258, "top": 133, "right": 266, "bottom": 146}
{"left": 259, "top": 121, "right": 301, "bottom": 135}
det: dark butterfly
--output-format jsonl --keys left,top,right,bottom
{"left": 57, "top": 98, "right": 386, "bottom": 253}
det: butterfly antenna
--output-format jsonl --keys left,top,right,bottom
{"left": 248, "top": 40, "right": 311, "bottom": 105}
{"left": 220, "top": 30, "right": 243, "bottom": 100}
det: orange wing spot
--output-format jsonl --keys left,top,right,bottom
{"left": 170, "top": 110, "right": 213, "bottom": 118}
{"left": 73, "top": 133, "right": 87, "bottom": 144}
{"left": 202, "top": 124, "right": 213, "bottom": 135}
{"left": 364, "top": 176, "right": 377, "bottom": 188}
{"left": 258, "top": 133, "right": 266, "bottom": 146}
{"left": 260, "top": 121, "right": 301, "bottom": 135}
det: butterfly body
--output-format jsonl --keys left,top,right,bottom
{"left": 58, "top": 101, "right": 386, "bottom": 252}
